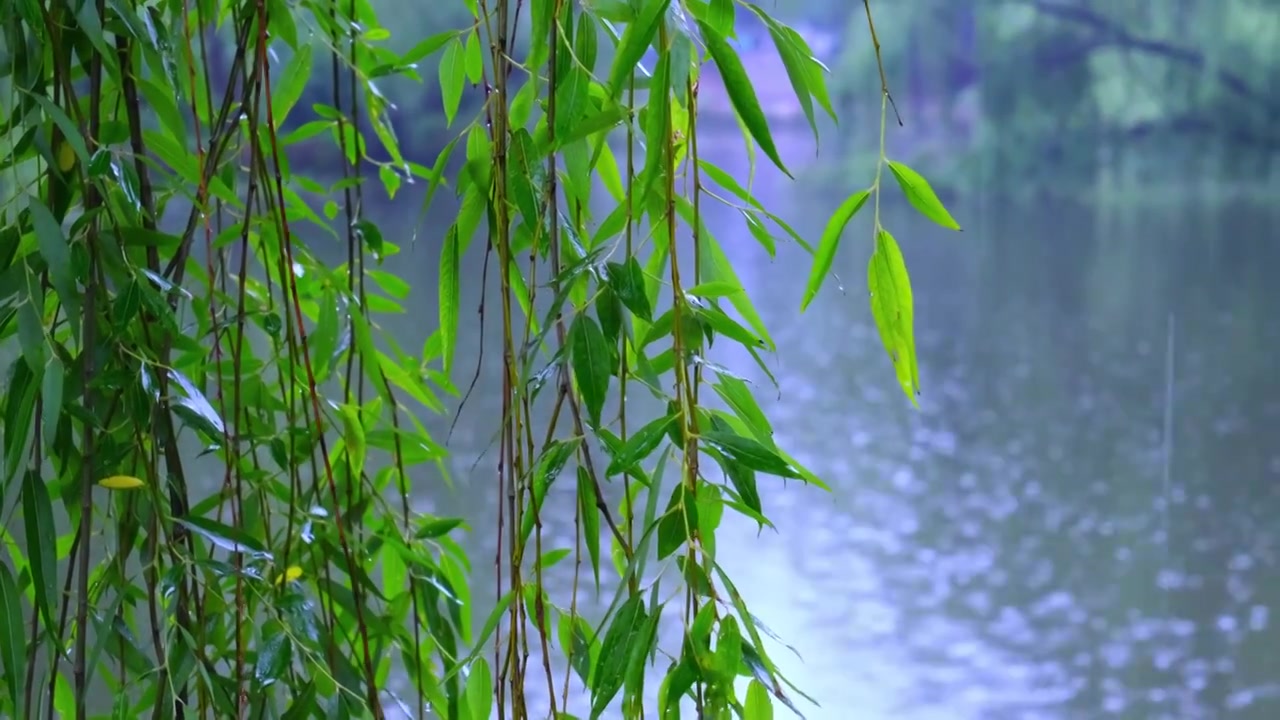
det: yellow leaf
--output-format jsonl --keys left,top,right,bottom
{"left": 98, "top": 475, "right": 144, "bottom": 491}
{"left": 56, "top": 141, "right": 76, "bottom": 173}
{"left": 274, "top": 566, "right": 304, "bottom": 585}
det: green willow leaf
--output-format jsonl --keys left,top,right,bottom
{"left": 175, "top": 516, "right": 270, "bottom": 557}
{"left": 801, "top": 188, "right": 869, "bottom": 311}
{"left": 686, "top": 280, "right": 741, "bottom": 298}
{"left": 887, "top": 161, "right": 961, "bottom": 231}
{"left": 590, "top": 595, "right": 645, "bottom": 719}
{"left": 465, "top": 657, "right": 492, "bottom": 720}
{"left": 577, "top": 466, "right": 602, "bottom": 591}
{"left": 697, "top": 19, "right": 790, "bottom": 178}
{"left": 271, "top": 43, "right": 313, "bottom": 124}
{"left": 605, "top": 0, "right": 670, "bottom": 100}
{"left": 656, "top": 483, "right": 697, "bottom": 561}
{"left": 254, "top": 626, "right": 292, "bottom": 688}
{"left": 41, "top": 355, "right": 63, "bottom": 448}
{"left": 721, "top": 454, "right": 762, "bottom": 517}
{"left": 744, "top": 679, "right": 774, "bottom": 720}
{"left": 440, "top": 226, "right": 460, "bottom": 373}
{"left": 764, "top": 25, "right": 818, "bottom": 144}
{"left": 700, "top": 431, "right": 800, "bottom": 479}
{"left": 439, "top": 39, "right": 466, "bottom": 127}
{"left": 711, "top": 375, "right": 773, "bottom": 446}
{"left": 29, "top": 198, "right": 79, "bottom": 319}
{"left": 605, "top": 413, "right": 675, "bottom": 476}
{"left": 0, "top": 564, "right": 23, "bottom": 717}
{"left": 21, "top": 471, "right": 57, "bottom": 633}
{"left": 570, "top": 314, "right": 611, "bottom": 428}
{"left": 868, "top": 229, "right": 920, "bottom": 402}
{"left": 403, "top": 30, "right": 459, "bottom": 64}
{"left": 519, "top": 438, "right": 579, "bottom": 548}
{"left": 694, "top": 304, "right": 764, "bottom": 348}
{"left": 604, "top": 258, "right": 651, "bottom": 321}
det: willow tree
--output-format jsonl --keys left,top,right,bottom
{"left": 0, "top": 0, "right": 958, "bottom": 718}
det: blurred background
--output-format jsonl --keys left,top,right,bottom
{"left": 309, "top": 1, "right": 1279, "bottom": 718}
{"left": 83, "top": 0, "right": 1280, "bottom": 717}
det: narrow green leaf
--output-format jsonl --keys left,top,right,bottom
{"left": 765, "top": 25, "right": 819, "bottom": 144}
{"left": 441, "top": 591, "right": 515, "bottom": 683}
{"left": 868, "top": 229, "right": 920, "bottom": 402}
{"left": 464, "top": 29, "right": 484, "bottom": 84}
{"left": 21, "top": 471, "right": 57, "bottom": 634}
{"left": 604, "top": 258, "right": 651, "bottom": 321}
{"left": 686, "top": 281, "right": 742, "bottom": 298}
{"left": 17, "top": 279, "right": 45, "bottom": 373}
{"left": 656, "top": 484, "right": 697, "bottom": 561}
{"left": 712, "top": 376, "right": 773, "bottom": 446}
{"left": 590, "top": 595, "right": 645, "bottom": 718}
{"left": 439, "top": 40, "right": 466, "bottom": 127}
{"left": 519, "top": 438, "right": 579, "bottom": 548}
{"left": 403, "top": 30, "right": 459, "bottom": 64}
{"left": 570, "top": 314, "right": 611, "bottom": 428}
{"left": 721, "top": 455, "right": 762, "bottom": 517}
{"left": 744, "top": 679, "right": 774, "bottom": 720}
{"left": 887, "top": 161, "right": 961, "bottom": 231}
{"left": 29, "top": 198, "right": 78, "bottom": 315}
{"left": 700, "top": 431, "right": 800, "bottom": 479}
{"left": 271, "top": 44, "right": 313, "bottom": 124}
{"left": 465, "top": 657, "right": 492, "bottom": 720}
{"left": 175, "top": 516, "right": 270, "bottom": 556}
{"left": 253, "top": 626, "right": 292, "bottom": 687}
{"left": 41, "top": 356, "right": 63, "bottom": 448}
{"left": 801, "top": 189, "right": 869, "bottom": 311}
{"left": 698, "top": 20, "right": 790, "bottom": 178}
{"left": 605, "top": 413, "right": 675, "bottom": 476}
{"left": 3, "top": 361, "right": 38, "bottom": 491}
{"left": 577, "top": 467, "right": 602, "bottom": 591}
{"left": 338, "top": 404, "right": 367, "bottom": 477}
{"left": 0, "top": 563, "right": 25, "bottom": 718}
{"left": 440, "top": 226, "right": 460, "bottom": 373}
{"left": 606, "top": 0, "right": 671, "bottom": 99}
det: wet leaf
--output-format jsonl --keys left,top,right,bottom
{"left": 465, "top": 657, "right": 492, "bottom": 720}
{"left": 570, "top": 314, "right": 611, "bottom": 428}
{"left": 272, "top": 44, "right": 312, "bottom": 123}
{"left": 605, "top": 257, "right": 651, "bottom": 321}
{"left": 712, "top": 375, "right": 773, "bottom": 446}
{"left": 0, "top": 563, "right": 24, "bottom": 718}
{"left": 605, "top": 413, "right": 675, "bottom": 476}
{"left": 29, "top": 198, "right": 78, "bottom": 320}
{"left": 606, "top": 0, "right": 670, "bottom": 99}
{"left": 700, "top": 431, "right": 800, "bottom": 479}
{"left": 801, "top": 189, "right": 869, "bottom": 311}
{"left": 21, "top": 471, "right": 57, "bottom": 632}
{"left": 577, "top": 466, "right": 602, "bottom": 591}
{"left": 176, "top": 516, "right": 270, "bottom": 556}
{"left": 868, "top": 229, "right": 920, "bottom": 402}
{"left": 253, "top": 627, "right": 292, "bottom": 688}
{"left": 656, "top": 484, "right": 697, "bottom": 560}
{"left": 590, "top": 595, "right": 645, "bottom": 719}
{"left": 439, "top": 39, "right": 466, "bottom": 126}
{"left": 744, "top": 679, "right": 773, "bottom": 720}
{"left": 698, "top": 19, "right": 790, "bottom": 178}
{"left": 887, "top": 161, "right": 960, "bottom": 231}
{"left": 520, "top": 438, "right": 579, "bottom": 548}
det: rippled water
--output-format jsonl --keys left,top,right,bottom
{"left": 413, "top": 124, "right": 1280, "bottom": 720}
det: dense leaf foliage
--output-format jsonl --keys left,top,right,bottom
{"left": 0, "top": 0, "right": 957, "bottom": 718}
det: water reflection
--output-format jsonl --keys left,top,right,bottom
{"left": 403, "top": 126, "right": 1280, "bottom": 719}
